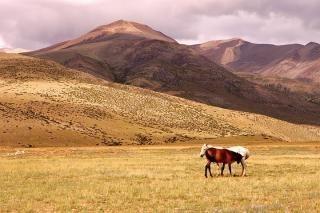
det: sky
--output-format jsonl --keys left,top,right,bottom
{"left": 1, "top": 0, "right": 320, "bottom": 50}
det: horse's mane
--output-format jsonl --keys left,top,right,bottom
{"left": 207, "top": 145, "right": 223, "bottom": 150}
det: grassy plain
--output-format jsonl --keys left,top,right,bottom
{"left": 0, "top": 137, "right": 319, "bottom": 212}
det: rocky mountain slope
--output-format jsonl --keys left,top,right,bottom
{"left": 1, "top": 53, "right": 320, "bottom": 146}
{"left": 26, "top": 20, "right": 320, "bottom": 125}
{"left": 194, "top": 38, "right": 320, "bottom": 83}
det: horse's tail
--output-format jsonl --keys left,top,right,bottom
{"left": 245, "top": 149, "right": 250, "bottom": 160}
{"left": 235, "top": 153, "right": 243, "bottom": 164}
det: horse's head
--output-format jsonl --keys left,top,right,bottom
{"left": 200, "top": 144, "right": 208, "bottom": 158}
{"left": 200, "top": 144, "right": 222, "bottom": 157}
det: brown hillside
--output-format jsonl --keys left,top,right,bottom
{"left": 1, "top": 53, "right": 320, "bottom": 146}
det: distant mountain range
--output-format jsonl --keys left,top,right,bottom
{"left": 26, "top": 20, "right": 320, "bottom": 125}
{"left": 193, "top": 38, "right": 320, "bottom": 83}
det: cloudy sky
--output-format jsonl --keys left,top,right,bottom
{"left": 1, "top": 0, "right": 320, "bottom": 50}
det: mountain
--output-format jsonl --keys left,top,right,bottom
{"left": 31, "top": 20, "right": 176, "bottom": 54}
{"left": 26, "top": 20, "right": 320, "bottom": 125}
{"left": 0, "top": 48, "right": 28, "bottom": 53}
{"left": 260, "top": 42, "right": 320, "bottom": 82}
{"left": 1, "top": 53, "right": 320, "bottom": 146}
{"left": 28, "top": 20, "right": 176, "bottom": 81}
{"left": 193, "top": 39, "right": 320, "bottom": 83}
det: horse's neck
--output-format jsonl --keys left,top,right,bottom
{"left": 206, "top": 148, "right": 217, "bottom": 161}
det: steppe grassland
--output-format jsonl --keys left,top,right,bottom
{"left": 0, "top": 139, "right": 319, "bottom": 212}
{"left": 1, "top": 79, "right": 320, "bottom": 147}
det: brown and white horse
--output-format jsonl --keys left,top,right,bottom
{"left": 199, "top": 144, "right": 250, "bottom": 178}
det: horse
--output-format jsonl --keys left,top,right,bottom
{"left": 199, "top": 144, "right": 250, "bottom": 178}
{"left": 200, "top": 145, "right": 223, "bottom": 170}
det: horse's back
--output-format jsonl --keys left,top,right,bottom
{"left": 227, "top": 146, "right": 249, "bottom": 159}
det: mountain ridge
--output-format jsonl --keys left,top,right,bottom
{"left": 194, "top": 38, "right": 320, "bottom": 82}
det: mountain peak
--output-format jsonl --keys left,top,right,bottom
{"left": 198, "top": 38, "right": 246, "bottom": 50}
{"left": 113, "top": 19, "right": 131, "bottom": 24}
{"left": 228, "top": 37, "right": 245, "bottom": 42}
{"left": 31, "top": 20, "right": 177, "bottom": 53}
{"left": 91, "top": 20, "right": 142, "bottom": 33}
{"left": 305, "top": 42, "right": 319, "bottom": 47}
{"left": 88, "top": 20, "right": 176, "bottom": 43}
{"left": 109, "top": 19, "right": 138, "bottom": 26}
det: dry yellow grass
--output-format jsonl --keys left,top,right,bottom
{"left": 0, "top": 140, "right": 319, "bottom": 212}
{"left": 1, "top": 54, "right": 319, "bottom": 212}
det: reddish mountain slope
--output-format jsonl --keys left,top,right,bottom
{"left": 194, "top": 39, "right": 320, "bottom": 83}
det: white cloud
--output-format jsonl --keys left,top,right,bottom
{"left": 52, "top": 0, "right": 102, "bottom": 5}
{"left": 1, "top": 0, "right": 320, "bottom": 49}
{"left": 185, "top": 11, "right": 320, "bottom": 45}
{"left": 0, "top": 35, "right": 8, "bottom": 48}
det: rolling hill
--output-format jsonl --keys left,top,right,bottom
{"left": 1, "top": 53, "right": 320, "bottom": 147}
{"left": 26, "top": 20, "right": 320, "bottom": 125}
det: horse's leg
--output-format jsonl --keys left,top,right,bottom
{"left": 208, "top": 163, "right": 213, "bottom": 177}
{"left": 240, "top": 158, "right": 247, "bottom": 177}
{"left": 216, "top": 163, "right": 220, "bottom": 176}
{"left": 205, "top": 161, "right": 210, "bottom": 178}
{"left": 220, "top": 163, "right": 225, "bottom": 176}
{"left": 204, "top": 164, "right": 208, "bottom": 178}
{"left": 228, "top": 163, "right": 232, "bottom": 176}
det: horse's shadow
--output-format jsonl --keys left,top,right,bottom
{"left": 211, "top": 174, "right": 249, "bottom": 178}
